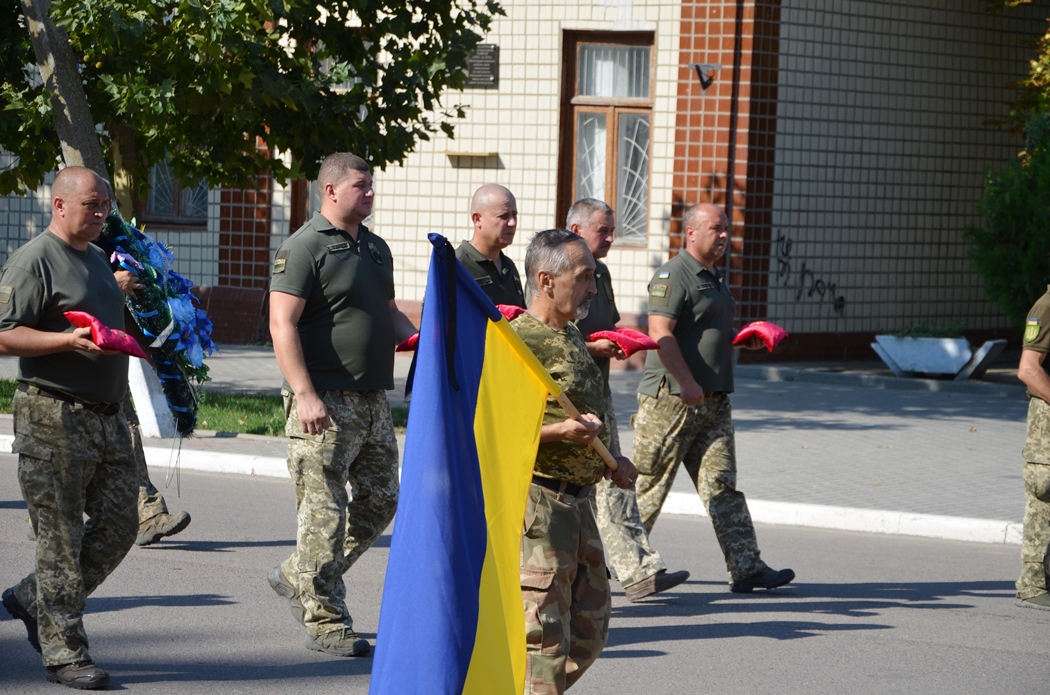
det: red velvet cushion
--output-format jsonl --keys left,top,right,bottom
{"left": 496, "top": 304, "right": 527, "bottom": 321}
{"left": 589, "top": 328, "right": 660, "bottom": 357}
{"left": 63, "top": 311, "right": 148, "bottom": 358}
{"left": 732, "top": 320, "right": 788, "bottom": 351}
{"left": 396, "top": 333, "right": 419, "bottom": 352}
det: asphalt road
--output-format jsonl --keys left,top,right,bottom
{"left": 1, "top": 462, "right": 1046, "bottom": 695}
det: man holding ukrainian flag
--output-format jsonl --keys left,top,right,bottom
{"left": 370, "top": 228, "right": 636, "bottom": 695}
{"left": 511, "top": 229, "right": 638, "bottom": 694}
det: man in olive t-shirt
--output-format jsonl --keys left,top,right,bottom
{"left": 454, "top": 184, "right": 525, "bottom": 307}
{"left": 1015, "top": 286, "right": 1050, "bottom": 611}
{"left": 630, "top": 203, "right": 795, "bottom": 595}
{"left": 267, "top": 153, "right": 416, "bottom": 658}
{"left": 0, "top": 167, "right": 139, "bottom": 690}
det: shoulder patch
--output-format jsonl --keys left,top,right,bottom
{"left": 367, "top": 241, "right": 384, "bottom": 265}
{"left": 1025, "top": 317, "right": 1041, "bottom": 343}
{"left": 650, "top": 282, "right": 670, "bottom": 307}
{"left": 658, "top": 271, "right": 670, "bottom": 279}
{"left": 0, "top": 285, "right": 12, "bottom": 303}
{"left": 273, "top": 249, "right": 289, "bottom": 274}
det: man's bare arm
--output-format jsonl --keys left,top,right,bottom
{"left": 270, "top": 291, "right": 330, "bottom": 435}
{"left": 1019, "top": 349, "right": 1050, "bottom": 403}
{"left": 649, "top": 315, "right": 704, "bottom": 405}
{"left": 389, "top": 299, "right": 418, "bottom": 343}
{"left": 0, "top": 325, "right": 102, "bottom": 356}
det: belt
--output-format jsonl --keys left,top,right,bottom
{"left": 17, "top": 382, "right": 123, "bottom": 416}
{"left": 532, "top": 475, "right": 592, "bottom": 497}
{"left": 706, "top": 391, "right": 729, "bottom": 398}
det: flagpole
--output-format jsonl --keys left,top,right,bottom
{"left": 554, "top": 392, "right": 619, "bottom": 472}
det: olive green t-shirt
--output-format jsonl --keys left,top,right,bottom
{"left": 0, "top": 231, "right": 129, "bottom": 403}
{"left": 638, "top": 251, "right": 736, "bottom": 397}
{"left": 511, "top": 312, "right": 609, "bottom": 486}
{"left": 270, "top": 214, "right": 395, "bottom": 392}
{"left": 575, "top": 259, "right": 621, "bottom": 382}
{"left": 1022, "top": 285, "right": 1050, "bottom": 400}
{"left": 455, "top": 240, "right": 526, "bottom": 308}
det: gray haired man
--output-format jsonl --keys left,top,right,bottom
{"left": 567, "top": 198, "right": 689, "bottom": 602}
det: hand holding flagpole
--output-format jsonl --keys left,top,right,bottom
{"left": 554, "top": 392, "right": 619, "bottom": 472}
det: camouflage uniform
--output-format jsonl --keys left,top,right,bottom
{"left": 11, "top": 390, "right": 139, "bottom": 666}
{"left": 632, "top": 383, "right": 765, "bottom": 582}
{"left": 0, "top": 230, "right": 138, "bottom": 667}
{"left": 1018, "top": 288, "right": 1050, "bottom": 600}
{"left": 123, "top": 394, "right": 168, "bottom": 522}
{"left": 631, "top": 253, "right": 767, "bottom": 585}
{"left": 279, "top": 389, "right": 399, "bottom": 634}
{"left": 512, "top": 312, "right": 611, "bottom": 695}
{"left": 577, "top": 260, "right": 667, "bottom": 587}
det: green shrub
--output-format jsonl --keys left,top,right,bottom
{"left": 964, "top": 113, "right": 1050, "bottom": 329}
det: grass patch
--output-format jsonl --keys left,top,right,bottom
{"left": 198, "top": 392, "right": 284, "bottom": 436}
{"left": 0, "top": 379, "right": 408, "bottom": 436}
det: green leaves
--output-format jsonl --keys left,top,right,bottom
{"left": 1, "top": 0, "right": 501, "bottom": 195}
{"left": 964, "top": 112, "right": 1050, "bottom": 328}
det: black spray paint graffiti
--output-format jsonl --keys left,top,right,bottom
{"left": 775, "top": 233, "right": 846, "bottom": 314}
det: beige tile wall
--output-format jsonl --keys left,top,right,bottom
{"left": 763, "top": 0, "right": 1045, "bottom": 334}
{"left": 370, "top": 0, "right": 684, "bottom": 319}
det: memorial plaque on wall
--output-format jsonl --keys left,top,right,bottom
{"left": 465, "top": 44, "right": 499, "bottom": 89}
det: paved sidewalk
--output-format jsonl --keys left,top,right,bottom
{"left": 0, "top": 346, "right": 1032, "bottom": 544}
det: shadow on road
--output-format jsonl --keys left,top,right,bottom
{"left": 87, "top": 594, "right": 236, "bottom": 614}
{"left": 604, "top": 579, "right": 1014, "bottom": 651}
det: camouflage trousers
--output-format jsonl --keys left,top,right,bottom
{"left": 593, "top": 386, "right": 666, "bottom": 587}
{"left": 521, "top": 483, "right": 610, "bottom": 695}
{"left": 631, "top": 384, "right": 766, "bottom": 583}
{"left": 10, "top": 388, "right": 139, "bottom": 667}
{"left": 123, "top": 394, "right": 168, "bottom": 523}
{"left": 280, "top": 389, "right": 399, "bottom": 636}
{"left": 1018, "top": 397, "right": 1050, "bottom": 599}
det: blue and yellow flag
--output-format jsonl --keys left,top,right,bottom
{"left": 370, "top": 234, "right": 559, "bottom": 695}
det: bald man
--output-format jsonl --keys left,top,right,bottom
{"left": 455, "top": 184, "right": 525, "bottom": 308}
{"left": 628, "top": 203, "right": 795, "bottom": 595}
{"left": 0, "top": 167, "right": 141, "bottom": 689}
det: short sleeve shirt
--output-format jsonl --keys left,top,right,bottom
{"left": 270, "top": 214, "right": 395, "bottom": 392}
{"left": 1023, "top": 286, "right": 1050, "bottom": 400}
{"left": 511, "top": 312, "right": 609, "bottom": 486}
{"left": 455, "top": 240, "right": 526, "bottom": 308}
{"left": 575, "top": 260, "right": 621, "bottom": 382}
{"left": 638, "top": 252, "right": 736, "bottom": 397}
{"left": 0, "top": 231, "right": 129, "bottom": 403}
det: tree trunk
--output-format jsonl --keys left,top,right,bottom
{"left": 109, "top": 121, "right": 138, "bottom": 218}
{"left": 20, "top": 0, "right": 108, "bottom": 179}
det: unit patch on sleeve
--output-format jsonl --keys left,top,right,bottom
{"left": 1025, "top": 317, "right": 1041, "bottom": 343}
{"left": 0, "top": 285, "right": 12, "bottom": 303}
{"left": 273, "top": 249, "right": 289, "bottom": 274}
{"left": 650, "top": 282, "right": 670, "bottom": 307}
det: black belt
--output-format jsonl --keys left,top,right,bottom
{"left": 18, "top": 382, "right": 123, "bottom": 416}
{"left": 532, "top": 476, "right": 591, "bottom": 497}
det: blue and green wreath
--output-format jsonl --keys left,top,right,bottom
{"left": 97, "top": 213, "right": 216, "bottom": 434}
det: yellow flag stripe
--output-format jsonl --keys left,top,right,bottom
{"left": 461, "top": 321, "right": 550, "bottom": 694}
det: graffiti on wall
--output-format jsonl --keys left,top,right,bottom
{"left": 775, "top": 233, "right": 846, "bottom": 314}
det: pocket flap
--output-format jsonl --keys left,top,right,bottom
{"left": 520, "top": 566, "right": 556, "bottom": 592}
{"left": 12, "top": 434, "right": 53, "bottom": 461}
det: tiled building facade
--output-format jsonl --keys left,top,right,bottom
{"left": 1, "top": 0, "right": 1044, "bottom": 356}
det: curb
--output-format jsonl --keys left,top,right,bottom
{"left": 662, "top": 492, "right": 1021, "bottom": 546}
{"left": 1, "top": 433, "right": 1018, "bottom": 547}
{"left": 733, "top": 364, "right": 1026, "bottom": 397}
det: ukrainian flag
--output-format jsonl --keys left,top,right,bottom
{"left": 370, "top": 234, "right": 559, "bottom": 695}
